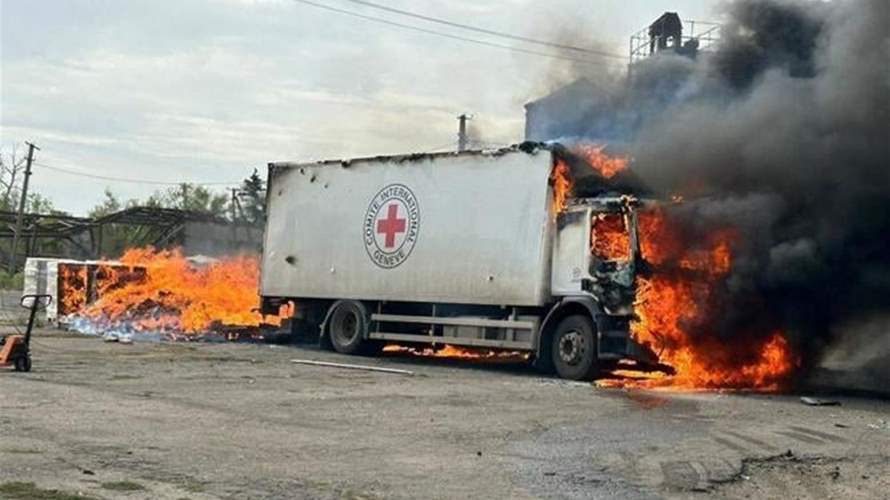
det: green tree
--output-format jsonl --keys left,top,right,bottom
{"left": 27, "top": 192, "right": 56, "bottom": 214}
{"left": 239, "top": 169, "right": 266, "bottom": 224}
{"left": 88, "top": 184, "right": 231, "bottom": 258}
{"left": 87, "top": 190, "right": 137, "bottom": 258}
{"left": 89, "top": 189, "right": 125, "bottom": 218}
{"left": 145, "top": 183, "right": 228, "bottom": 214}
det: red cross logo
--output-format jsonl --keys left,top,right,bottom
{"left": 376, "top": 203, "right": 406, "bottom": 248}
{"left": 364, "top": 184, "right": 419, "bottom": 269}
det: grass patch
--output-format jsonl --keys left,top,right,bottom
{"left": 0, "top": 482, "right": 98, "bottom": 500}
{"left": 100, "top": 480, "right": 145, "bottom": 492}
{"left": 179, "top": 480, "right": 206, "bottom": 493}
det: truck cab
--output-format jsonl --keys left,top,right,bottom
{"left": 545, "top": 195, "right": 658, "bottom": 379}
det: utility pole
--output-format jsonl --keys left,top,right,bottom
{"left": 9, "top": 142, "right": 39, "bottom": 271}
{"left": 230, "top": 188, "right": 239, "bottom": 243}
{"left": 230, "top": 188, "right": 239, "bottom": 223}
{"left": 457, "top": 114, "right": 472, "bottom": 152}
{"left": 180, "top": 183, "right": 189, "bottom": 210}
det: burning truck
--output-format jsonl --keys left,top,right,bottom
{"left": 33, "top": 141, "right": 793, "bottom": 389}
{"left": 260, "top": 142, "right": 674, "bottom": 380}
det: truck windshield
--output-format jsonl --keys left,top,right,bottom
{"left": 591, "top": 213, "right": 631, "bottom": 263}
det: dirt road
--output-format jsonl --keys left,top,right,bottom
{"left": 1, "top": 332, "right": 888, "bottom": 499}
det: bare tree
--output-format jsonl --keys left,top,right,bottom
{"left": 0, "top": 143, "right": 27, "bottom": 211}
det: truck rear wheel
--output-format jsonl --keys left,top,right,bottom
{"left": 551, "top": 315, "right": 599, "bottom": 381}
{"left": 327, "top": 301, "right": 372, "bottom": 355}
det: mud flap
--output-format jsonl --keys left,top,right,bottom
{"left": 596, "top": 314, "right": 632, "bottom": 359}
{"left": 596, "top": 314, "right": 662, "bottom": 367}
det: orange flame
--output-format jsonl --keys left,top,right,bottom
{"left": 573, "top": 144, "right": 630, "bottom": 178}
{"left": 59, "top": 264, "right": 88, "bottom": 315}
{"left": 592, "top": 213, "right": 631, "bottom": 261}
{"left": 550, "top": 159, "right": 572, "bottom": 215}
{"left": 598, "top": 209, "right": 796, "bottom": 391}
{"left": 78, "top": 247, "right": 286, "bottom": 334}
{"left": 551, "top": 146, "right": 628, "bottom": 216}
{"left": 383, "top": 344, "right": 529, "bottom": 361}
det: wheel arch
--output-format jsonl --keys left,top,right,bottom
{"left": 537, "top": 297, "right": 602, "bottom": 354}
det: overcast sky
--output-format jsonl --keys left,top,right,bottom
{"left": 1, "top": 0, "right": 721, "bottom": 215}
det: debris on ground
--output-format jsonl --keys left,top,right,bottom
{"left": 867, "top": 420, "right": 889, "bottom": 430}
{"left": 102, "top": 332, "right": 133, "bottom": 344}
{"left": 291, "top": 359, "right": 414, "bottom": 376}
{"left": 800, "top": 396, "right": 841, "bottom": 406}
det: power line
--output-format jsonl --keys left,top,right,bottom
{"left": 341, "top": 0, "right": 627, "bottom": 60}
{"left": 34, "top": 162, "right": 241, "bottom": 187}
{"left": 291, "top": 0, "right": 625, "bottom": 67}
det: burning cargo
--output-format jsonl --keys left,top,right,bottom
{"left": 26, "top": 249, "right": 289, "bottom": 339}
{"left": 260, "top": 143, "right": 666, "bottom": 380}
{"left": 23, "top": 257, "right": 145, "bottom": 324}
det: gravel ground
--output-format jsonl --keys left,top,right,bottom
{"left": 1, "top": 331, "right": 888, "bottom": 499}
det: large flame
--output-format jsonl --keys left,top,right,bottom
{"left": 550, "top": 158, "right": 572, "bottom": 215}
{"left": 73, "top": 247, "right": 286, "bottom": 335}
{"left": 550, "top": 145, "right": 794, "bottom": 390}
{"left": 573, "top": 144, "right": 629, "bottom": 179}
{"left": 591, "top": 213, "right": 631, "bottom": 261}
{"left": 550, "top": 144, "right": 630, "bottom": 217}
{"left": 598, "top": 209, "right": 797, "bottom": 391}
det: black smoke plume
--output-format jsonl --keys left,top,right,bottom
{"left": 542, "top": 0, "right": 890, "bottom": 384}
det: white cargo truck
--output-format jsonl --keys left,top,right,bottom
{"left": 260, "top": 143, "right": 660, "bottom": 380}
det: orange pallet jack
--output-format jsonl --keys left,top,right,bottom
{"left": 0, "top": 294, "right": 52, "bottom": 372}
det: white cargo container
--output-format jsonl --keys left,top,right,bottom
{"left": 23, "top": 257, "right": 134, "bottom": 323}
{"left": 23, "top": 257, "right": 93, "bottom": 323}
{"left": 261, "top": 144, "right": 659, "bottom": 380}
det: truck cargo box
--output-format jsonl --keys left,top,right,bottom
{"left": 262, "top": 147, "right": 556, "bottom": 306}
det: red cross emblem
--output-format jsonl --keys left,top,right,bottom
{"left": 376, "top": 203, "right": 406, "bottom": 249}
{"left": 364, "top": 184, "right": 420, "bottom": 269}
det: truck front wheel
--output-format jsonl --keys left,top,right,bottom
{"left": 327, "top": 301, "right": 375, "bottom": 355}
{"left": 551, "top": 315, "right": 599, "bottom": 381}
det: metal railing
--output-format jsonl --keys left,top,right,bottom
{"left": 629, "top": 19, "right": 722, "bottom": 64}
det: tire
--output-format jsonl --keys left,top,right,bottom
{"left": 14, "top": 356, "right": 31, "bottom": 373}
{"left": 551, "top": 315, "right": 599, "bottom": 381}
{"left": 327, "top": 301, "right": 371, "bottom": 355}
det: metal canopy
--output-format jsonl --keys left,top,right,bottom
{"left": 0, "top": 206, "right": 233, "bottom": 270}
